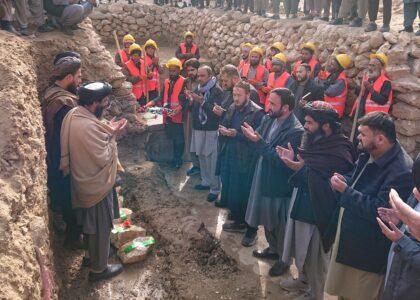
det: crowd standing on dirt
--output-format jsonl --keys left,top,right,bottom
{"left": 116, "top": 30, "right": 420, "bottom": 300}
{"left": 0, "top": 0, "right": 96, "bottom": 36}
{"left": 31, "top": 0, "right": 420, "bottom": 297}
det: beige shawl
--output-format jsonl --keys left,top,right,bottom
{"left": 60, "top": 106, "right": 118, "bottom": 208}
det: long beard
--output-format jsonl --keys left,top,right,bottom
{"left": 301, "top": 128, "right": 324, "bottom": 149}
{"left": 235, "top": 99, "right": 247, "bottom": 110}
{"left": 188, "top": 74, "right": 197, "bottom": 80}
{"left": 169, "top": 74, "right": 179, "bottom": 81}
{"left": 94, "top": 106, "right": 104, "bottom": 119}
{"left": 67, "top": 82, "right": 78, "bottom": 95}
{"left": 296, "top": 76, "right": 308, "bottom": 83}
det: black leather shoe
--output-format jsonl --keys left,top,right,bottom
{"left": 222, "top": 222, "right": 247, "bottom": 233}
{"left": 214, "top": 200, "right": 227, "bottom": 208}
{"left": 329, "top": 17, "right": 342, "bottom": 25}
{"left": 88, "top": 264, "right": 124, "bottom": 282}
{"left": 365, "top": 22, "right": 377, "bottom": 32}
{"left": 253, "top": 247, "right": 279, "bottom": 260}
{"left": 241, "top": 231, "right": 257, "bottom": 247}
{"left": 379, "top": 25, "right": 390, "bottom": 32}
{"left": 349, "top": 17, "right": 362, "bottom": 27}
{"left": 186, "top": 166, "right": 200, "bottom": 176}
{"left": 269, "top": 261, "right": 289, "bottom": 277}
{"left": 194, "top": 184, "right": 210, "bottom": 190}
{"left": 207, "top": 193, "right": 218, "bottom": 202}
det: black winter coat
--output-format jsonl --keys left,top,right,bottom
{"left": 337, "top": 143, "right": 413, "bottom": 274}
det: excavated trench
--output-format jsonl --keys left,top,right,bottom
{"left": 0, "top": 19, "right": 299, "bottom": 299}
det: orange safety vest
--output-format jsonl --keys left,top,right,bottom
{"left": 125, "top": 59, "right": 147, "bottom": 100}
{"left": 265, "top": 59, "right": 272, "bottom": 73}
{"left": 238, "top": 59, "right": 248, "bottom": 70}
{"left": 351, "top": 73, "right": 393, "bottom": 116}
{"left": 324, "top": 71, "right": 348, "bottom": 118}
{"left": 292, "top": 57, "right": 319, "bottom": 78}
{"left": 241, "top": 63, "right": 267, "bottom": 106}
{"left": 265, "top": 71, "right": 292, "bottom": 112}
{"left": 145, "top": 54, "right": 159, "bottom": 92}
{"left": 118, "top": 50, "right": 129, "bottom": 65}
{"left": 180, "top": 42, "right": 198, "bottom": 64}
{"left": 163, "top": 76, "right": 185, "bottom": 124}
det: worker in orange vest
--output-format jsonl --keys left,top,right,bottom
{"left": 146, "top": 58, "right": 188, "bottom": 169}
{"left": 176, "top": 31, "right": 200, "bottom": 67}
{"left": 115, "top": 34, "right": 135, "bottom": 67}
{"left": 262, "top": 53, "right": 296, "bottom": 112}
{"left": 144, "top": 39, "right": 163, "bottom": 104}
{"left": 292, "top": 42, "right": 322, "bottom": 79}
{"left": 351, "top": 52, "right": 393, "bottom": 119}
{"left": 264, "top": 42, "right": 285, "bottom": 73}
{"left": 123, "top": 43, "right": 150, "bottom": 106}
{"left": 319, "top": 54, "right": 351, "bottom": 118}
{"left": 239, "top": 46, "right": 269, "bottom": 108}
{"left": 238, "top": 42, "right": 253, "bottom": 70}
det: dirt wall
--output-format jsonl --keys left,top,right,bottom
{"left": 0, "top": 20, "right": 133, "bottom": 299}
{"left": 92, "top": 3, "right": 420, "bottom": 156}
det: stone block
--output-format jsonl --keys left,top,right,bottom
{"left": 392, "top": 102, "right": 420, "bottom": 121}
{"left": 396, "top": 92, "right": 420, "bottom": 109}
{"left": 395, "top": 119, "right": 420, "bottom": 136}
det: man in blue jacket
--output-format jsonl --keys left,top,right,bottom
{"left": 326, "top": 111, "right": 413, "bottom": 300}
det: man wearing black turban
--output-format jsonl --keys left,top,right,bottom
{"left": 277, "top": 101, "right": 356, "bottom": 300}
{"left": 41, "top": 55, "right": 83, "bottom": 249}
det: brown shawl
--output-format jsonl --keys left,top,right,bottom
{"left": 60, "top": 106, "right": 118, "bottom": 208}
{"left": 299, "top": 134, "right": 356, "bottom": 252}
{"left": 41, "top": 85, "right": 78, "bottom": 150}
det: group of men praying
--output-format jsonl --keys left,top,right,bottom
{"left": 38, "top": 26, "right": 420, "bottom": 298}
{"left": 113, "top": 31, "right": 419, "bottom": 300}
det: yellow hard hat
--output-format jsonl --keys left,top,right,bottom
{"left": 128, "top": 43, "right": 142, "bottom": 55}
{"left": 123, "top": 34, "right": 135, "bottom": 43}
{"left": 271, "top": 42, "right": 285, "bottom": 52}
{"left": 250, "top": 46, "right": 264, "bottom": 57}
{"left": 301, "top": 42, "right": 316, "bottom": 53}
{"left": 184, "top": 31, "right": 195, "bottom": 38}
{"left": 166, "top": 57, "right": 183, "bottom": 70}
{"left": 335, "top": 54, "right": 352, "bottom": 69}
{"left": 370, "top": 52, "right": 388, "bottom": 68}
{"left": 144, "top": 39, "right": 158, "bottom": 50}
{"left": 241, "top": 42, "right": 253, "bottom": 49}
{"left": 272, "top": 53, "right": 288, "bottom": 64}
